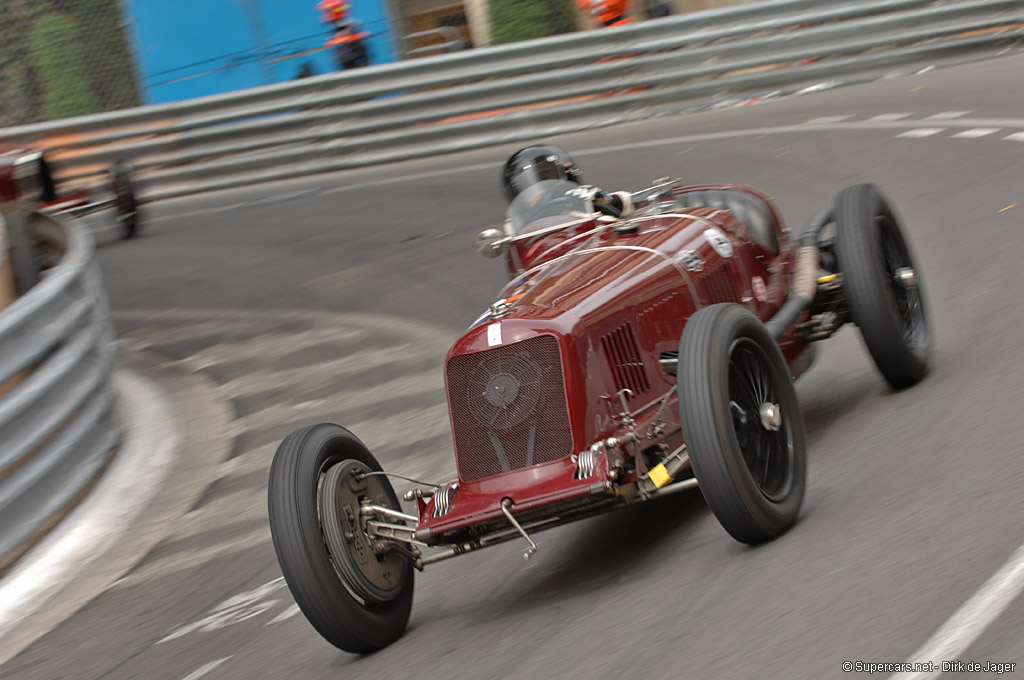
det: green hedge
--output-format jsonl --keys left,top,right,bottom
{"left": 0, "top": 1, "right": 140, "bottom": 124}
{"left": 488, "top": 0, "right": 577, "bottom": 45}
{"left": 30, "top": 14, "right": 99, "bottom": 121}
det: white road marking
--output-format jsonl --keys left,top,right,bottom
{"left": 951, "top": 128, "right": 999, "bottom": 139}
{"left": 924, "top": 111, "right": 971, "bottom": 120}
{"left": 795, "top": 81, "right": 840, "bottom": 96}
{"left": 1006, "top": 132, "right": 1024, "bottom": 142}
{"left": 155, "top": 118, "right": 1024, "bottom": 218}
{"left": 266, "top": 603, "right": 301, "bottom": 625}
{"left": 805, "top": 115, "right": 853, "bottom": 124}
{"left": 890, "top": 542, "right": 1024, "bottom": 680}
{"left": 869, "top": 112, "right": 914, "bottom": 121}
{"left": 322, "top": 161, "right": 497, "bottom": 196}
{"left": 159, "top": 578, "right": 286, "bottom": 643}
{"left": 180, "top": 657, "right": 231, "bottom": 680}
{"left": 896, "top": 128, "right": 945, "bottom": 138}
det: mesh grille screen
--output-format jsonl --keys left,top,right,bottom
{"left": 447, "top": 335, "right": 573, "bottom": 482}
{"left": 600, "top": 324, "right": 650, "bottom": 398}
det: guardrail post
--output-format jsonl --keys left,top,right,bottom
{"left": 4, "top": 211, "right": 40, "bottom": 295}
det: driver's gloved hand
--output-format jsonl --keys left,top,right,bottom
{"left": 594, "top": 190, "right": 634, "bottom": 218}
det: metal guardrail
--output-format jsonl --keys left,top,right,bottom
{"left": 0, "top": 0, "right": 1021, "bottom": 202}
{"left": 0, "top": 206, "right": 119, "bottom": 568}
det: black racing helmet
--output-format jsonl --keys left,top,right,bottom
{"left": 501, "top": 146, "right": 583, "bottom": 203}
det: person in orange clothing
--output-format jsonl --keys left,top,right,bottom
{"left": 577, "top": 0, "right": 633, "bottom": 27}
{"left": 318, "top": 0, "right": 370, "bottom": 70}
{"left": 318, "top": 0, "right": 350, "bottom": 24}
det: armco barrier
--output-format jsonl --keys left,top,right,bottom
{"left": 0, "top": 0, "right": 1021, "bottom": 202}
{"left": 0, "top": 206, "right": 119, "bottom": 568}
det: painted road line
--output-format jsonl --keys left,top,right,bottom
{"left": 896, "top": 129, "right": 945, "bottom": 138}
{"left": 160, "top": 579, "right": 286, "bottom": 644}
{"left": 156, "top": 120, "right": 1024, "bottom": 214}
{"left": 951, "top": 129, "right": 999, "bottom": 139}
{"left": 180, "top": 657, "right": 231, "bottom": 680}
{"left": 869, "top": 113, "right": 914, "bottom": 121}
{"left": 266, "top": 603, "right": 301, "bottom": 625}
{"left": 890, "top": 541, "right": 1024, "bottom": 680}
{"left": 924, "top": 111, "right": 971, "bottom": 120}
{"left": 805, "top": 115, "right": 853, "bottom": 124}
{"left": 1005, "top": 132, "right": 1024, "bottom": 142}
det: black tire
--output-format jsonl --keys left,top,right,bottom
{"left": 834, "top": 183, "right": 929, "bottom": 389}
{"left": 109, "top": 159, "right": 140, "bottom": 239}
{"left": 267, "top": 423, "right": 414, "bottom": 653}
{"left": 678, "top": 304, "right": 807, "bottom": 544}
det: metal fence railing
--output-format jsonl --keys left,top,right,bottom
{"left": 0, "top": 0, "right": 1020, "bottom": 203}
{"left": 0, "top": 206, "right": 120, "bottom": 570}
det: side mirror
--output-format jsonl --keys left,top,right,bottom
{"left": 476, "top": 228, "right": 507, "bottom": 258}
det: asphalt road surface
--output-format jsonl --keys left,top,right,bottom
{"left": 3, "top": 52, "right": 1024, "bottom": 680}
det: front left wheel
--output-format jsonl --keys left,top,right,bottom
{"left": 677, "top": 303, "right": 807, "bottom": 544}
{"left": 267, "top": 423, "right": 414, "bottom": 653}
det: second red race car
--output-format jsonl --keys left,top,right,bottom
{"left": 0, "top": 142, "right": 140, "bottom": 239}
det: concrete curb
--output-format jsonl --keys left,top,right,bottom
{"left": 0, "top": 348, "right": 233, "bottom": 666}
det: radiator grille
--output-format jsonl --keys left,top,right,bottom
{"left": 601, "top": 323, "right": 650, "bottom": 398}
{"left": 447, "top": 335, "right": 573, "bottom": 482}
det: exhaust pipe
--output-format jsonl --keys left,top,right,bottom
{"left": 764, "top": 206, "right": 831, "bottom": 340}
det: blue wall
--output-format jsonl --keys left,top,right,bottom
{"left": 125, "top": 0, "right": 396, "bottom": 104}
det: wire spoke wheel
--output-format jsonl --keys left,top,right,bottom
{"left": 728, "top": 338, "right": 793, "bottom": 502}
{"left": 678, "top": 303, "right": 806, "bottom": 544}
{"left": 834, "top": 184, "right": 930, "bottom": 389}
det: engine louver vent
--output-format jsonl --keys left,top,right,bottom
{"left": 601, "top": 323, "right": 650, "bottom": 398}
{"left": 447, "top": 335, "right": 572, "bottom": 482}
{"left": 702, "top": 266, "right": 736, "bottom": 305}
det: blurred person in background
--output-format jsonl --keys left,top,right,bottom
{"left": 318, "top": 0, "right": 369, "bottom": 70}
{"left": 577, "top": 0, "right": 634, "bottom": 28}
{"left": 643, "top": 0, "right": 672, "bottom": 19}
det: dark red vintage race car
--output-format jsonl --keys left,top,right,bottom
{"left": 0, "top": 142, "right": 139, "bottom": 238}
{"left": 267, "top": 153, "right": 930, "bottom": 653}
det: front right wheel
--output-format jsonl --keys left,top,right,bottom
{"left": 677, "top": 303, "right": 807, "bottom": 544}
{"left": 267, "top": 423, "right": 413, "bottom": 653}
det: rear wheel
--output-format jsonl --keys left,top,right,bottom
{"left": 834, "top": 183, "right": 929, "bottom": 388}
{"left": 267, "top": 423, "right": 413, "bottom": 653}
{"left": 677, "top": 304, "right": 806, "bottom": 544}
{"left": 109, "top": 159, "right": 139, "bottom": 239}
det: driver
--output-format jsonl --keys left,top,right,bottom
{"left": 501, "top": 145, "right": 634, "bottom": 218}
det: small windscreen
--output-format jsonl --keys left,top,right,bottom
{"left": 506, "top": 180, "right": 594, "bottom": 235}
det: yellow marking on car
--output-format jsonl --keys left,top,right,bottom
{"left": 817, "top": 274, "right": 838, "bottom": 284}
{"left": 649, "top": 463, "right": 673, "bottom": 489}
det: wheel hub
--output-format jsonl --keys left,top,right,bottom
{"left": 319, "top": 460, "right": 406, "bottom": 603}
{"left": 895, "top": 266, "right": 917, "bottom": 289}
{"left": 759, "top": 402, "right": 782, "bottom": 431}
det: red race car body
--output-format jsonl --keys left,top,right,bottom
{"left": 268, "top": 167, "right": 931, "bottom": 654}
